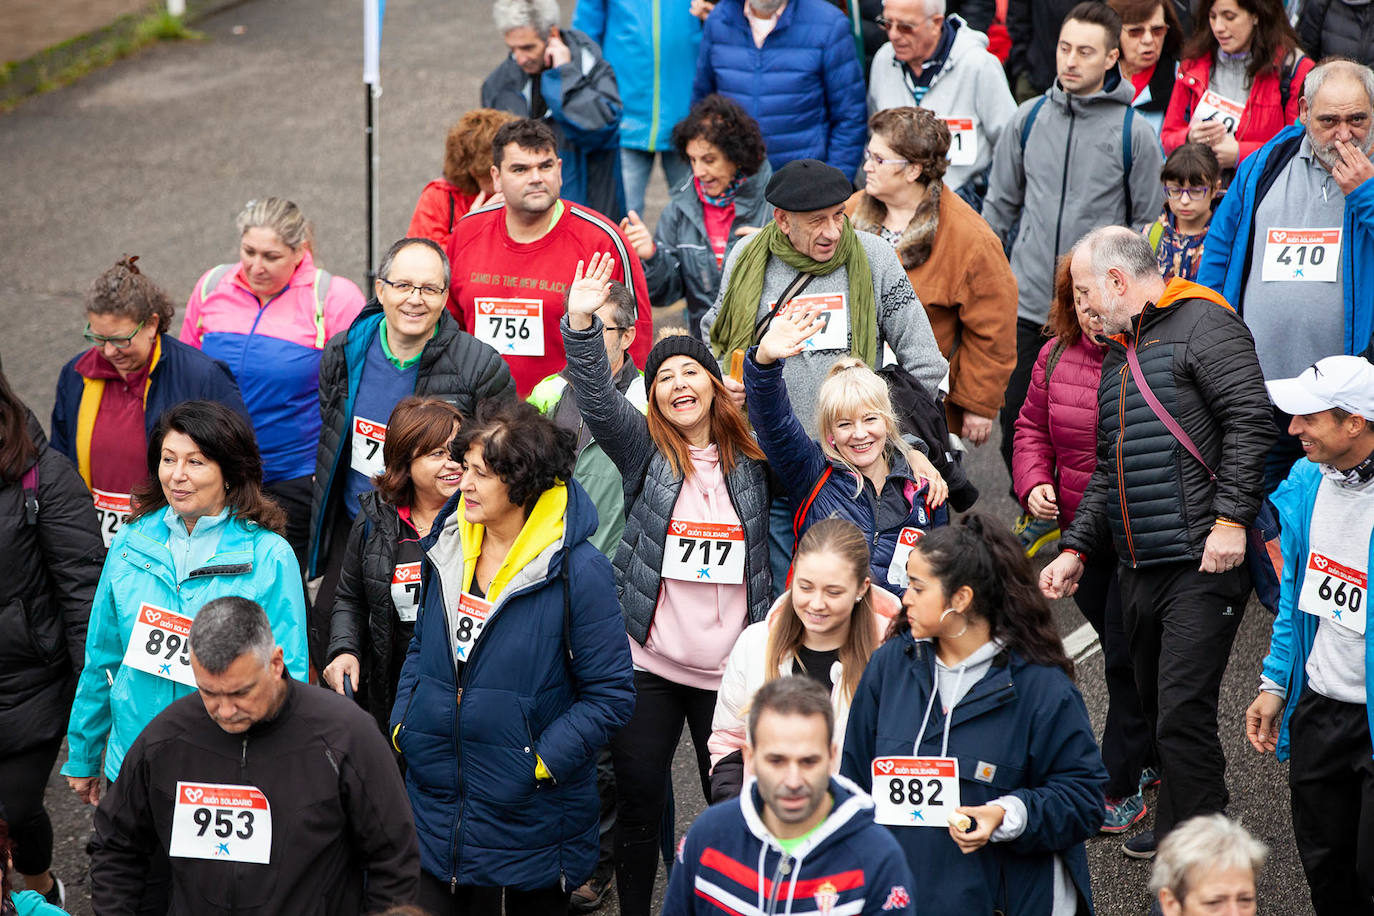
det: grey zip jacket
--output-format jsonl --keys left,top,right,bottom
{"left": 983, "top": 71, "right": 1165, "bottom": 325}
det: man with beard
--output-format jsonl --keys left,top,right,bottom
{"left": 445, "top": 118, "right": 652, "bottom": 397}
{"left": 1199, "top": 59, "right": 1374, "bottom": 491}
{"left": 663, "top": 676, "right": 915, "bottom": 916}
{"left": 1041, "top": 226, "right": 1273, "bottom": 860}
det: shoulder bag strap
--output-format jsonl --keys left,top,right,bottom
{"left": 1123, "top": 342, "right": 1217, "bottom": 483}
{"left": 752, "top": 271, "right": 816, "bottom": 343}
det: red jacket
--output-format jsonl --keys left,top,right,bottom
{"left": 406, "top": 179, "right": 479, "bottom": 250}
{"left": 1162, "top": 51, "right": 1314, "bottom": 161}
{"left": 1011, "top": 334, "right": 1107, "bottom": 530}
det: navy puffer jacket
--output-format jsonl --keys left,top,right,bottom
{"left": 389, "top": 480, "right": 635, "bottom": 890}
{"left": 745, "top": 351, "right": 946, "bottom": 594}
{"left": 691, "top": 0, "right": 868, "bottom": 176}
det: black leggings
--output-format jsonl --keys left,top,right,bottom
{"left": 264, "top": 473, "right": 312, "bottom": 574}
{"left": 0, "top": 737, "right": 62, "bottom": 875}
{"left": 415, "top": 869, "right": 570, "bottom": 916}
{"left": 611, "top": 670, "right": 716, "bottom": 916}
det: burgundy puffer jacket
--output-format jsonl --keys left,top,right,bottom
{"left": 1011, "top": 335, "right": 1107, "bottom": 530}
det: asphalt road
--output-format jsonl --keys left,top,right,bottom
{"left": 1, "top": 0, "right": 1311, "bottom": 911}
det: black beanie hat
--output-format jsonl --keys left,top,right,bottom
{"left": 644, "top": 333, "right": 723, "bottom": 386}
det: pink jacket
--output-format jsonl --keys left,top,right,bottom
{"left": 1011, "top": 335, "right": 1107, "bottom": 530}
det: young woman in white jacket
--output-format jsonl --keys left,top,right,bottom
{"left": 706, "top": 518, "right": 901, "bottom": 801}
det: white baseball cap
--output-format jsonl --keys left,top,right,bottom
{"left": 1266, "top": 355, "right": 1374, "bottom": 419}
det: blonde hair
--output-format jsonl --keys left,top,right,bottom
{"left": 236, "top": 197, "right": 312, "bottom": 253}
{"left": 816, "top": 358, "right": 917, "bottom": 496}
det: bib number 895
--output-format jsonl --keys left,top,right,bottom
{"left": 888, "top": 777, "right": 944, "bottom": 806}
{"left": 192, "top": 807, "right": 255, "bottom": 840}
{"left": 1318, "top": 575, "right": 1364, "bottom": 612}
{"left": 146, "top": 630, "right": 191, "bottom": 665}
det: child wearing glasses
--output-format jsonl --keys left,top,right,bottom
{"left": 1147, "top": 142, "right": 1222, "bottom": 281}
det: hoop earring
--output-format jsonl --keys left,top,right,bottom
{"left": 938, "top": 607, "right": 969, "bottom": 640}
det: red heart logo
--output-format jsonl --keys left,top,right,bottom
{"left": 875, "top": 760, "right": 895, "bottom": 774}
{"left": 1274, "top": 231, "right": 1287, "bottom": 243}
{"left": 671, "top": 522, "right": 686, "bottom": 534}
{"left": 146, "top": 611, "right": 161, "bottom": 624}
{"left": 185, "top": 787, "right": 204, "bottom": 803}
{"left": 1315, "top": 556, "right": 1328, "bottom": 569}
{"left": 479, "top": 301, "right": 494, "bottom": 315}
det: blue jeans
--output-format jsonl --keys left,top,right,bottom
{"left": 621, "top": 148, "right": 690, "bottom": 217}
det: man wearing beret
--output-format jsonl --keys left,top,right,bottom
{"left": 702, "top": 158, "right": 947, "bottom": 435}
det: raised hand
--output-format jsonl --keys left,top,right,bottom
{"left": 620, "top": 211, "right": 656, "bottom": 260}
{"left": 756, "top": 307, "right": 826, "bottom": 365}
{"left": 566, "top": 253, "right": 617, "bottom": 330}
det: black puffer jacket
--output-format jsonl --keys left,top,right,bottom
{"left": 1299, "top": 0, "right": 1374, "bottom": 65}
{"left": 0, "top": 414, "right": 105, "bottom": 756}
{"left": 1062, "top": 282, "right": 1273, "bottom": 566}
{"left": 308, "top": 305, "right": 515, "bottom": 578}
{"left": 325, "top": 490, "right": 410, "bottom": 735}
{"left": 561, "top": 318, "right": 772, "bottom": 644}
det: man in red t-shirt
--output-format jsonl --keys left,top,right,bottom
{"left": 446, "top": 119, "right": 653, "bottom": 396}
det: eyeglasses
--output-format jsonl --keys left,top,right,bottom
{"left": 1124, "top": 24, "right": 1169, "bottom": 39}
{"left": 863, "top": 148, "right": 910, "bottom": 167}
{"left": 379, "top": 278, "right": 448, "bottom": 298}
{"left": 875, "top": 14, "right": 936, "bottom": 34}
{"left": 602, "top": 324, "right": 633, "bottom": 333}
{"left": 84, "top": 318, "right": 147, "bottom": 349}
{"left": 1163, "top": 185, "right": 1212, "bottom": 200}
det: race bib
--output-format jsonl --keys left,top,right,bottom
{"left": 1299, "top": 551, "right": 1366, "bottom": 635}
{"left": 92, "top": 488, "right": 133, "bottom": 548}
{"left": 170, "top": 782, "right": 272, "bottom": 864}
{"left": 453, "top": 591, "right": 493, "bottom": 662}
{"left": 474, "top": 298, "right": 545, "bottom": 357}
{"left": 391, "top": 562, "right": 422, "bottom": 623}
{"left": 886, "top": 527, "right": 927, "bottom": 587}
{"left": 123, "top": 603, "right": 196, "bottom": 687}
{"left": 661, "top": 519, "right": 746, "bottom": 584}
{"left": 943, "top": 118, "right": 977, "bottom": 166}
{"left": 771, "top": 293, "right": 849, "bottom": 352}
{"left": 1262, "top": 229, "right": 1341, "bottom": 283}
{"left": 1192, "top": 89, "right": 1246, "bottom": 134}
{"left": 871, "top": 757, "right": 961, "bottom": 828}
{"left": 350, "top": 416, "right": 387, "bottom": 478}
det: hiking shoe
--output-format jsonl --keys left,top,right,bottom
{"left": 1139, "top": 766, "right": 1161, "bottom": 791}
{"left": 1123, "top": 829, "right": 1157, "bottom": 859}
{"left": 1013, "top": 514, "right": 1060, "bottom": 558}
{"left": 1100, "top": 793, "right": 1148, "bottom": 834}
{"left": 569, "top": 878, "right": 610, "bottom": 913}
{"left": 42, "top": 875, "right": 65, "bottom": 908}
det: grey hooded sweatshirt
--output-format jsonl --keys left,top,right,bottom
{"left": 983, "top": 71, "right": 1165, "bottom": 325}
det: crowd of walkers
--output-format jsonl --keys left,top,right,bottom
{"left": 6, "top": 0, "right": 1374, "bottom": 913}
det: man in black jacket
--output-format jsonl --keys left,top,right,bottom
{"left": 1041, "top": 226, "right": 1274, "bottom": 860}
{"left": 88, "top": 596, "right": 419, "bottom": 915}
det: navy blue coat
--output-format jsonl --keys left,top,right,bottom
{"left": 691, "top": 0, "right": 867, "bottom": 176}
{"left": 841, "top": 633, "right": 1106, "bottom": 916}
{"left": 389, "top": 479, "right": 635, "bottom": 890}
{"left": 50, "top": 334, "right": 247, "bottom": 467}
{"left": 745, "top": 352, "right": 946, "bottom": 594}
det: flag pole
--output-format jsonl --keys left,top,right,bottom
{"left": 364, "top": 0, "right": 383, "bottom": 287}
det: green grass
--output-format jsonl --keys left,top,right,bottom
{"left": 1, "top": 6, "right": 205, "bottom": 111}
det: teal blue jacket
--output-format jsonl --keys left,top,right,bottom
{"left": 62, "top": 511, "right": 308, "bottom": 781}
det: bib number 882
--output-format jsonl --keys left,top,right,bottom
{"left": 192, "top": 807, "right": 255, "bottom": 840}
{"left": 888, "top": 777, "right": 944, "bottom": 806}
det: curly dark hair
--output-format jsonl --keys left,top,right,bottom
{"left": 869, "top": 107, "right": 950, "bottom": 186}
{"left": 889, "top": 514, "right": 1074, "bottom": 676}
{"left": 85, "top": 255, "right": 176, "bottom": 334}
{"left": 450, "top": 400, "right": 576, "bottom": 516}
{"left": 443, "top": 108, "right": 520, "bottom": 193}
{"left": 130, "top": 400, "right": 286, "bottom": 533}
{"left": 671, "top": 94, "right": 768, "bottom": 177}
{"left": 1182, "top": 0, "right": 1302, "bottom": 82}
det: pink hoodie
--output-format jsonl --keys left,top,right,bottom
{"left": 632, "top": 444, "right": 750, "bottom": 691}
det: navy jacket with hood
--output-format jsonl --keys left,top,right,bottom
{"left": 841, "top": 632, "right": 1106, "bottom": 916}
{"left": 389, "top": 478, "right": 635, "bottom": 891}
{"left": 664, "top": 775, "right": 917, "bottom": 916}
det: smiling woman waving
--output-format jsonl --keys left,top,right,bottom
{"left": 560, "top": 253, "right": 772, "bottom": 916}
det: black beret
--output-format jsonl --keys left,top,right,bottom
{"left": 765, "top": 159, "right": 855, "bottom": 211}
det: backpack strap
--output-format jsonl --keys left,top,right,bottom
{"left": 1279, "top": 53, "right": 1301, "bottom": 115}
{"left": 1147, "top": 218, "right": 1166, "bottom": 251}
{"left": 1044, "top": 338, "right": 1069, "bottom": 386}
{"left": 792, "top": 466, "right": 833, "bottom": 542}
{"left": 1122, "top": 105, "right": 1136, "bottom": 228}
{"left": 200, "top": 263, "right": 235, "bottom": 302}
{"left": 1019, "top": 96, "right": 1048, "bottom": 154}
{"left": 448, "top": 191, "right": 457, "bottom": 234}
{"left": 21, "top": 462, "right": 39, "bottom": 526}
{"left": 311, "top": 268, "right": 332, "bottom": 349}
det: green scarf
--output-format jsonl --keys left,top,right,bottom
{"left": 709, "top": 219, "right": 877, "bottom": 368}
